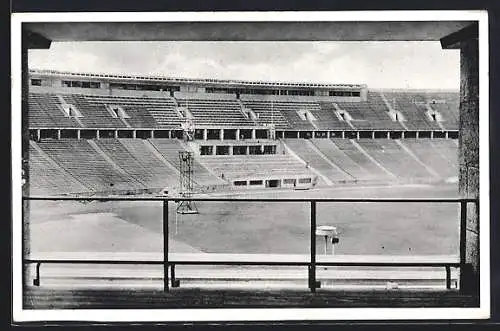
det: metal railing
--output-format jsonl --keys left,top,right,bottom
{"left": 22, "top": 195, "right": 478, "bottom": 292}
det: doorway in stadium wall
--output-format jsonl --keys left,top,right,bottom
{"left": 265, "top": 179, "right": 281, "bottom": 188}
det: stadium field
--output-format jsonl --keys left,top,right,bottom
{"left": 29, "top": 183, "right": 460, "bottom": 257}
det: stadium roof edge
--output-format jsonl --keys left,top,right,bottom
{"left": 28, "top": 68, "right": 368, "bottom": 89}
{"left": 372, "top": 88, "right": 460, "bottom": 93}
{"left": 24, "top": 21, "right": 474, "bottom": 42}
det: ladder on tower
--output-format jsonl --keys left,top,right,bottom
{"left": 177, "top": 151, "right": 199, "bottom": 214}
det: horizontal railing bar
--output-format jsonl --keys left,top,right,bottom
{"left": 24, "top": 259, "right": 163, "bottom": 265}
{"left": 22, "top": 196, "right": 478, "bottom": 203}
{"left": 24, "top": 259, "right": 461, "bottom": 267}
{"left": 317, "top": 262, "right": 462, "bottom": 267}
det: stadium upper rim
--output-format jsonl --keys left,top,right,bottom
{"left": 28, "top": 68, "right": 367, "bottom": 89}
{"left": 28, "top": 68, "right": 459, "bottom": 93}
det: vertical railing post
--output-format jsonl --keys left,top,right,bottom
{"left": 163, "top": 200, "right": 169, "bottom": 291}
{"left": 309, "top": 200, "right": 317, "bottom": 292}
{"left": 458, "top": 200, "right": 468, "bottom": 292}
{"left": 445, "top": 266, "right": 451, "bottom": 289}
{"left": 460, "top": 201, "right": 467, "bottom": 266}
{"left": 34, "top": 262, "right": 41, "bottom": 286}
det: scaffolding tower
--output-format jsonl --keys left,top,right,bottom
{"left": 177, "top": 151, "right": 198, "bottom": 214}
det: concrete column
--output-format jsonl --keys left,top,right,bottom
{"left": 203, "top": 129, "right": 208, "bottom": 141}
{"left": 22, "top": 29, "right": 51, "bottom": 292}
{"left": 96, "top": 130, "right": 100, "bottom": 139}
{"left": 114, "top": 130, "right": 118, "bottom": 138}
{"left": 342, "top": 131, "right": 345, "bottom": 139}
{"left": 445, "top": 131, "right": 449, "bottom": 139}
{"left": 36, "top": 129, "right": 41, "bottom": 141}
{"left": 57, "top": 129, "right": 61, "bottom": 140}
{"left": 252, "top": 129, "right": 256, "bottom": 140}
{"left": 77, "top": 129, "right": 81, "bottom": 140}
{"left": 150, "top": 130, "right": 154, "bottom": 138}
{"left": 416, "top": 131, "right": 420, "bottom": 139}
{"left": 401, "top": 131, "right": 405, "bottom": 139}
{"left": 441, "top": 22, "right": 480, "bottom": 295}
{"left": 168, "top": 130, "right": 172, "bottom": 139}
{"left": 386, "top": 131, "right": 390, "bottom": 139}
{"left": 371, "top": 131, "right": 375, "bottom": 139}
{"left": 236, "top": 128, "right": 241, "bottom": 141}
{"left": 356, "top": 131, "right": 360, "bottom": 140}
{"left": 431, "top": 131, "right": 434, "bottom": 139}
{"left": 458, "top": 36, "right": 480, "bottom": 295}
{"left": 220, "top": 128, "right": 224, "bottom": 141}
{"left": 132, "top": 130, "right": 136, "bottom": 138}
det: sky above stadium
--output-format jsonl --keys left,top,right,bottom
{"left": 28, "top": 41, "right": 460, "bottom": 90}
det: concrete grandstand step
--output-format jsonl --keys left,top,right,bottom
{"left": 350, "top": 140, "right": 398, "bottom": 180}
{"left": 304, "top": 139, "right": 355, "bottom": 180}
{"left": 142, "top": 140, "right": 181, "bottom": 177}
{"left": 311, "top": 139, "right": 372, "bottom": 180}
{"left": 395, "top": 139, "right": 441, "bottom": 179}
{"left": 87, "top": 140, "right": 131, "bottom": 177}
{"left": 279, "top": 140, "right": 333, "bottom": 186}
{"left": 28, "top": 141, "right": 92, "bottom": 194}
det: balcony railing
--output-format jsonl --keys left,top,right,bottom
{"left": 22, "top": 195, "right": 478, "bottom": 292}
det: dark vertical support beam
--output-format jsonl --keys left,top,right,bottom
{"left": 163, "top": 200, "right": 169, "bottom": 291}
{"left": 441, "top": 22, "right": 480, "bottom": 296}
{"left": 309, "top": 201, "right": 317, "bottom": 292}
{"left": 22, "top": 29, "right": 51, "bottom": 290}
{"left": 21, "top": 39, "right": 30, "bottom": 293}
{"left": 458, "top": 29, "right": 480, "bottom": 296}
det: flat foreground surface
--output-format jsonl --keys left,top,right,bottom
{"left": 24, "top": 287, "right": 478, "bottom": 309}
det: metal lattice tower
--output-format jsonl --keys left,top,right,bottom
{"left": 177, "top": 151, "right": 198, "bottom": 214}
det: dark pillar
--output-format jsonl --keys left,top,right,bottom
{"left": 22, "top": 28, "right": 51, "bottom": 290}
{"left": 441, "top": 23, "right": 479, "bottom": 295}
{"left": 21, "top": 41, "right": 29, "bottom": 291}
{"left": 458, "top": 34, "right": 480, "bottom": 295}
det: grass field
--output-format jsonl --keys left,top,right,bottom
{"left": 28, "top": 183, "right": 460, "bottom": 256}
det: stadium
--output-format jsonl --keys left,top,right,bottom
{"left": 17, "top": 18, "right": 483, "bottom": 313}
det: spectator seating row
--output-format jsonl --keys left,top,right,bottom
{"left": 28, "top": 93, "right": 81, "bottom": 128}
{"left": 176, "top": 98, "right": 254, "bottom": 127}
{"left": 197, "top": 154, "right": 308, "bottom": 180}
{"left": 381, "top": 92, "right": 442, "bottom": 131}
{"left": 283, "top": 139, "right": 352, "bottom": 182}
{"left": 355, "top": 139, "right": 432, "bottom": 179}
{"left": 95, "top": 139, "right": 178, "bottom": 189}
{"left": 27, "top": 91, "right": 459, "bottom": 131}
{"left": 27, "top": 142, "right": 91, "bottom": 195}
{"left": 330, "top": 139, "right": 394, "bottom": 180}
{"left": 27, "top": 136, "right": 458, "bottom": 195}
{"left": 400, "top": 139, "right": 458, "bottom": 179}
{"left": 36, "top": 139, "right": 143, "bottom": 192}
{"left": 310, "top": 139, "right": 374, "bottom": 180}
{"left": 148, "top": 139, "right": 224, "bottom": 186}
{"left": 335, "top": 92, "right": 406, "bottom": 130}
